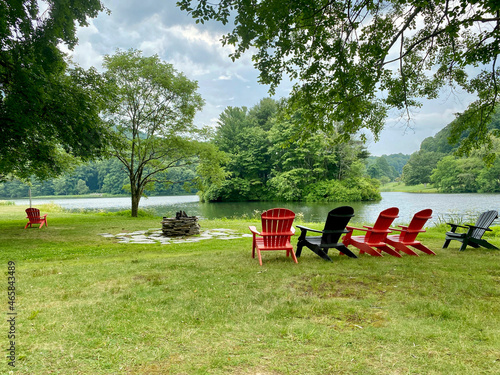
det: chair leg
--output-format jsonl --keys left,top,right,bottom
{"left": 257, "top": 248, "right": 263, "bottom": 266}
{"left": 378, "top": 245, "right": 402, "bottom": 258}
{"left": 385, "top": 238, "right": 419, "bottom": 256}
{"left": 309, "top": 246, "right": 332, "bottom": 262}
{"left": 459, "top": 239, "right": 469, "bottom": 251}
{"left": 395, "top": 244, "right": 418, "bottom": 256}
{"left": 479, "top": 241, "right": 499, "bottom": 250}
{"left": 338, "top": 245, "right": 358, "bottom": 258}
{"left": 442, "top": 239, "right": 451, "bottom": 249}
{"left": 412, "top": 243, "right": 436, "bottom": 255}
{"left": 355, "top": 243, "right": 383, "bottom": 257}
{"left": 295, "top": 242, "right": 304, "bottom": 258}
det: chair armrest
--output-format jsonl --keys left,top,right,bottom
{"left": 447, "top": 223, "right": 467, "bottom": 229}
{"left": 296, "top": 225, "right": 322, "bottom": 234}
{"left": 390, "top": 226, "right": 424, "bottom": 233}
{"left": 466, "top": 225, "right": 492, "bottom": 232}
{"left": 323, "top": 229, "right": 350, "bottom": 234}
{"left": 346, "top": 225, "right": 369, "bottom": 232}
{"left": 389, "top": 227, "right": 403, "bottom": 232}
{"left": 248, "top": 226, "right": 260, "bottom": 236}
{"left": 261, "top": 229, "right": 295, "bottom": 235}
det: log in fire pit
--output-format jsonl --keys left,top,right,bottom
{"left": 161, "top": 211, "right": 200, "bottom": 236}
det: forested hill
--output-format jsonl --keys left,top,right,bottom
{"left": 0, "top": 159, "right": 198, "bottom": 199}
{"left": 366, "top": 153, "right": 410, "bottom": 183}
{"left": 401, "top": 108, "right": 500, "bottom": 192}
{"left": 419, "top": 110, "right": 500, "bottom": 155}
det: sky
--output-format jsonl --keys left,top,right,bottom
{"left": 63, "top": 0, "right": 477, "bottom": 157}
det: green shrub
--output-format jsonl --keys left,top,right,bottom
{"left": 305, "top": 177, "right": 381, "bottom": 202}
{"left": 201, "top": 178, "right": 267, "bottom": 202}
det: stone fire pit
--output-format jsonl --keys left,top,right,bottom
{"left": 161, "top": 211, "right": 200, "bottom": 236}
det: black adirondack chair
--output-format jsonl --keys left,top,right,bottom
{"left": 443, "top": 210, "right": 499, "bottom": 251}
{"left": 295, "top": 206, "right": 357, "bottom": 261}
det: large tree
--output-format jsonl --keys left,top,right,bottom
{"left": 402, "top": 150, "right": 444, "bottom": 185}
{"left": 103, "top": 49, "right": 224, "bottom": 217}
{"left": 0, "top": 0, "right": 111, "bottom": 181}
{"left": 178, "top": 0, "right": 500, "bottom": 155}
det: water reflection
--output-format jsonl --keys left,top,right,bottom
{"left": 7, "top": 192, "right": 499, "bottom": 224}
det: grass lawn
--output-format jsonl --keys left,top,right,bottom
{"left": 0, "top": 204, "right": 499, "bottom": 374}
{"left": 380, "top": 182, "right": 438, "bottom": 193}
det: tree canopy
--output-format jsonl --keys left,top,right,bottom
{"left": 0, "top": 159, "right": 199, "bottom": 198}
{"left": 430, "top": 138, "right": 500, "bottom": 193}
{"left": 102, "top": 49, "right": 225, "bottom": 216}
{"left": 178, "top": 0, "right": 500, "bottom": 154}
{"left": 0, "top": 0, "right": 110, "bottom": 181}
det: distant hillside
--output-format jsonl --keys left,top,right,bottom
{"left": 366, "top": 153, "right": 410, "bottom": 181}
{"left": 367, "top": 107, "right": 500, "bottom": 187}
{"left": 419, "top": 107, "right": 500, "bottom": 154}
{"left": 401, "top": 107, "right": 500, "bottom": 191}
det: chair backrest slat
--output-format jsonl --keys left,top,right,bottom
{"left": 471, "top": 210, "right": 498, "bottom": 239}
{"left": 400, "top": 209, "right": 432, "bottom": 242}
{"left": 26, "top": 208, "right": 41, "bottom": 219}
{"left": 321, "top": 206, "right": 354, "bottom": 244}
{"left": 366, "top": 207, "right": 399, "bottom": 243}
{"left": 261, "top": 208, "right": 295, "bottom": 247}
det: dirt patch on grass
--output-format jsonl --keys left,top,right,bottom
{"left": 291, "top": 274, "right": 387, "bottom": 300}
{"left": 127, "top": 361, "right": 283, "bottom": 375}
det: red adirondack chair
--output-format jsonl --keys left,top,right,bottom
{"left": 342, "top": 207, "right": 400, "bottom": 257}
{"left": 24, "top": 208, "right": 48, "bottom": 229}
{"left": 384, "top": 209, "right": 435, "bottom": 255}
{"left": 249, "top": 208, "right": 297, "bottom": 266}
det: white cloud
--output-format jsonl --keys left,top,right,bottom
{"left": 69, "top": 42, "right": 105, "bottom": 70}
{"left": 64, "top": 1, "right": 478, "bottom": 157}
{"left": 166, "top": 24, "right": 222, "bottom": 47}
{"left": 234, "top": 73, "right": 249, "bottom": 82}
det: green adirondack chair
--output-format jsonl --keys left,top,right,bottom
{"left": 443, "top": 210, "right": 498, "bottom": 251}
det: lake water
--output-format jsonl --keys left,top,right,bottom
{"left": 6, "top": 192, "right": 500, "bottom": 224}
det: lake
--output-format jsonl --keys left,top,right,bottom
{"left": 6, "top": 192, "right": 500, "bottom": 224}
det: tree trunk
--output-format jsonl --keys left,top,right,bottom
{"left": 130, "top": 179, "right": 142, "bottom": 217}
{"left": 131, "top": 192, "right": 140, "bottom": 217}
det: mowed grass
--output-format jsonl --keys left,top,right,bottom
{"left": 379, "top": 182, "right": 439, "bottom": 193}
{"left": 0, "top": 204, "right": 499, "bottom": 374}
